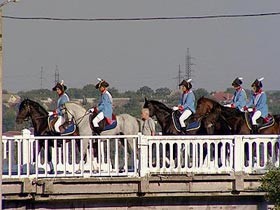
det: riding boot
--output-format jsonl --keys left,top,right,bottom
{"left": 252, "top": 125, "right": 258, "bottom": 134}
{"left": 48, "top": 161, "right": 54, "bottom": 174}
{"left": 181, "top": 127, "right": 187, "bottom": 134}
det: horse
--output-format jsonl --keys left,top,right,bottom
{"left": 143, "top": 98, "right": 217, "bottom": 135}
{"left": 63, "top": 102, "right": 141, "bottom": 170}
{"left": 15, "top": 98, "right": 79, "bottom": 173}
{"left": 195, "top": 97, "right": 280, "bottom": 135}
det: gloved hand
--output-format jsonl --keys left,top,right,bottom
{"left": 248, "top": 108, "right": 254, "bottom": 112}
{"left": 87, "top": 108, "right": 94, "bottom": 114}
{"left": 49, "top": 110, "right": 58, "bottom": 117}
{"left": 178, "top": 105, "right": 184, "bottom": 111}
{"left": 224, "top": 104, "right": 231, "bottom": 108}
{"left": 172, "top": 106, "right": 179, "bottom": 111}
{"left": 243, "top": 106, "right": 248, "bottom": 111}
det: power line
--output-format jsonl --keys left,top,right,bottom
{"left": 3, "top": 11, "right": 280, "bottom": 22}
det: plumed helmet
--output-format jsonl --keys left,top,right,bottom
{"left": 232, "top": 77, "right": 243, "bottom": 87}
{"left": 179, "top": 79, "right": 192, "bottom": 89}
{"left": 251, "top": 77, "right": 264, "bottom": 88}
{"left": 52, "top": 80, "right": 67, "bottom": 91}
{"left": 95, "top": 78, "right": 109, "bottom": 89}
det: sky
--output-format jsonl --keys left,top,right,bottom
{"left": 2, "top": 0, "right": 280, "bottom": 92}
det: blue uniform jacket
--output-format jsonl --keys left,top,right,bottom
{"left": 179, "top": 90, "right": 196, "bottom": 113}
{"left": 98, "top": 90, "right": 113, "bottom": 120}
{"left": 232, "top": 88, "right": 247, "bottom": 110}
{"left": 246, "top": 91, "right": 268, "bottom": 118}
{"left": 56, "top": 93, "right": 70, "bottom": 116}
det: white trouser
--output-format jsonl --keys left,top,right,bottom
{"left": 92, "top": 112, "right": 105, "bottom": 127}
{"left": 252, "top": 110, "right": 262, "bottom": 125}
{"left": 54, "top": 116, "right": 65, "bottom": 133}
{"left": 179, "top": 109, "right": 192, "bottom": 127}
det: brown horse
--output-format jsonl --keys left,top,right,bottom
{"left": 195, "top": 97, "right": 280, "bottom": 134}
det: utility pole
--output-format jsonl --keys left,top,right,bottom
{"left": 54, "top": 65, "right": 59, "bottom": 84}
{"left": 40, "top": 66, "right": 43, "bottom": 89}
{"left": 173, "top": 64, "right": 183, "bottom": 88}
{"left": 185, "top": 48, "right": 194, "bottom": 80}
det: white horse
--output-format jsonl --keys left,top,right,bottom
{"left": 63, "top": 102, "right": 141, "bottom": 169}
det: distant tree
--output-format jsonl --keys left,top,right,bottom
{"left": 67, "top": 88, "right": 83, "bottom": 99}
{"left": 82, "top": 84, "right": 99, "bottom": 98}
{"left": 137, "top": 86, "right": 154, "bottom": 98}
{"left": 3, "top": 106, "right": 16, "bottom": 132}
{"left": 194, "top": 88, "right": 209, "bottom": 100}
{"left": 18, "top": 89, "right": 54, "bottom": 100}
{"left": 109, "top": 87, "right": 121, "bottom": 98}
{"left": 155, "top": 88, "right": 171, "bottom": 98}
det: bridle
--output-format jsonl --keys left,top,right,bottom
{"left": 62, "top": 105, "right": 91, "bottom": 126}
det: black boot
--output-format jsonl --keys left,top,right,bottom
{"left": 181, "top": 127, "right": 187, "bottom": 134}
{"left": 252, "top": 125, "right": 258, "bottom": 134}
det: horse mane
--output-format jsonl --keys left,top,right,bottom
{"left": 199, "top": 97, "right": 242, "bottom": 117}
{"left": 24, "top": 98, "right": 48, "bottom": 114}
{"left": 65, "top": 101, "right": 86, "bottom": 112}
{"left": 149, "top": 100, "right": 172, "bottom": 112}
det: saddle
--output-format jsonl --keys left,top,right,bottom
{"left": 244, "top": 112, "right": 275, "bottom": 133}
{"left": 48, "top": 115, "right": 78, "bottom": 136}
{"left": 89, "top": 114, "right": 118, "bottom": 135}
{"left": 172, "top": 111, "right": 201, "bottom": 133}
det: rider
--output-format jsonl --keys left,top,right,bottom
{"left": 89, "top": 78, "right": 113, "bottom": 133}
{"left": 50, "top": 80, "right": 70, "bottom": 133}
{"left": 173, "top": 79, "right": 196, "bottom": 134}
{"left": 224, "top": 77, "right": 247, "bottom": 111}
{"left": 243, "top": 77, "right": 268, "bottom": 134}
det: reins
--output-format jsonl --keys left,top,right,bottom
{"left": 62, "top": 105, "right": 90, "bottom": 126}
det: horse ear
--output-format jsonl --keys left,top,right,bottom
{"left": 144, "top": 97, "right": 148, "bottom": 102}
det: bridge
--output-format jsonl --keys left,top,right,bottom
{"left": 2, "top": 130, "right": 279, "bottom": 209}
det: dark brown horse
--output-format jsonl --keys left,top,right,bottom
{"left": 16, "top": 99, "right": 79, "bottom": 173}
{"left": 195, "top": 97, "right": 280, "bottom": 134}
{"left": 143, "top": 98, "right": 208, "bottom": 135}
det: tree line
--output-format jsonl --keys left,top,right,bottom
{"left": 3, "top": 84, "right": 280, "bottom": 133}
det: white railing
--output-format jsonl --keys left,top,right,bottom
{"left": 2, "top": 131, "right": 138, "bottom": 178}
{"left": 2, "top": 131, "right": 280, "bottom": 178}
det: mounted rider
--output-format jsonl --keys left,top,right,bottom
{"left": 243, "top": 77, "right": 269, "bottom": 134}
{"left": 88, "top": 78, "right": 113, "bottom": 134}
{"left": 173, "top": 79, "right": 196, "bottom": 134}
{"left": 224, "top": 77, "right": 247, "bottom": 111}
{"left": 50, "top": 80, "right": 70, "bottom": 133}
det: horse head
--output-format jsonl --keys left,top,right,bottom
{"left": 16, "top": 99, "right": 32, "bottom": 124}
{"left": 16, "top": 98, "right": 49, "bottom": 124}
{"left": 143, "top": 98, "right": 171, "bottom": 117}
{"left": 195, "top": 97, "right": 222, "bottom": 119}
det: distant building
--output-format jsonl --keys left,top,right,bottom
{"left": 3, "top": 93, "right": 21, "bottom": 107}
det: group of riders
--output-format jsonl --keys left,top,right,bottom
{"left": 174, "top": 77, "right": 269, "bottom": 134}
{"left": 50, "top": 78, "right": 113, "bottom": 135}
{"left": 49, "top": 76, "right": 269, "bottom": 136}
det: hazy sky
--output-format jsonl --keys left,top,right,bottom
{"left": 2, "top": 0, "right": 280, "bottom": 92}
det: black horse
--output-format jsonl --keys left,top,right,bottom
{"left": 16, "top": 99, "right": 79, "bottom": 174}
{"left": 143, "top": 98, "right": 208, "bottom": 135}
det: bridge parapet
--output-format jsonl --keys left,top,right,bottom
{"left": 2, "top": 132, "right": 280, "bottom": 208}
{"left": 2, "top": 131, "right": 280, "bottom": 178}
